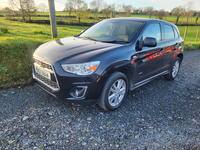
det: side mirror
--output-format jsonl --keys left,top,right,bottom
{"left": 143, "top": 37, "right": 157, "bottom": 47}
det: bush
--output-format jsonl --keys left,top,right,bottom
{"left": 184, "top": 43, "right": 200, "bottom": 51}
{"left": 0, "top": 38, "right": 42, "bottom": 85}
{"left": 0, "top": 27, "right": 9, "bottom": 33}
{"left": 32, "top": 30, "right": 44, "bottom": 34}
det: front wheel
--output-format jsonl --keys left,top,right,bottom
{"left": 98, "top": 72, "right": 128, "bottom": 111}
{"left": 164, "top": 57, "right": 181, "bottom": 80}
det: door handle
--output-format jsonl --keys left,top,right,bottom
{"left": 160, "top": 48, "right": 164, "bottom": 52}
{"left": 174, "top": 43, "right": 178, "bottom": 50}
{"left": 159, "top": 48, "right": 164, "bottom": 54}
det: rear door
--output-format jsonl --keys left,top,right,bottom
{"left": 161, "top": 24, "right": 178, "bottom": 70}
{"left": 135, "top": 23, "right": 166, "bottom": 82}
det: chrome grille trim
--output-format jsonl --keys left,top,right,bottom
{"left": 34, "top": 58, "right": 53, "bottom": 71}
{"left": 33, "top": 57, "right": 60, "bottom": 92}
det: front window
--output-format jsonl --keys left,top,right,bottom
{"left": 79, "top": 20, "right": 144, "bottom": 43}
{"left": 142, "top": 23, "right": 161, "bottom": 42}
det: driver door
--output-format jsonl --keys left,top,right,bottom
{"left": 135, "top": 23, "right": 166, "bottom": 83}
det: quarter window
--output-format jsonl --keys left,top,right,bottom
{"left": 173, "top": 27, "right": 179, "bottom": 38}
{"left": 142, "top": 24, "right": 161, "bottom": 42}
{"left": 163, "top": 24, "right": 174, "bottom": 41}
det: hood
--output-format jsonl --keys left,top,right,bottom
{"left": 33, "top": 37, "right": 124, "bottom": 64}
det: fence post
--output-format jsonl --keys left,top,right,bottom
{"left": 183, "top": 27, "right": 188, "bottom": 41}
{"left": 195, "top": 29, "right": 199, "bottom": 42}
{"left": 110, "top": 11, "right": 113, "bottom": 18}
{"left": 48, "top": 0, "right": 57, "bottom": 39}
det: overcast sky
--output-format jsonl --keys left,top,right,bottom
{"left": 1, "top": 0, "right": 200, "bottom": 12}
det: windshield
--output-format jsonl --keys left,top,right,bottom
{"left": 79, "top": 20, "right": 144, "bottom": 43}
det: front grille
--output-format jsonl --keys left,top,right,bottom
{"left": 33, "top": 58, "right": 59, "bottom": 91}
{"left": 34, "top": 58, "right": 53, "bottom": 71}
{"left": 35, "top": 72, "right": 59, "bottom": 89}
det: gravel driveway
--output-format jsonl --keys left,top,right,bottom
{"left": 0, "top": 50, "right": 200, "bottom": 150}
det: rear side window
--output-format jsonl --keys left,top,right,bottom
{"left": 173, "top": 27, "right": 179, "bottom": 38}
{"left": 163, "top": 24, "right": 174, "bottom": 41}
{"left": 142, "top": 24, "right": 161, "bottom": 42}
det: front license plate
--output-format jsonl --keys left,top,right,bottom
{"left": 34, "top": 65, "right": 51, "bottom": 80}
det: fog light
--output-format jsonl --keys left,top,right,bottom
{"left": 70, "top": 86, "right": 88, "bottom": 98}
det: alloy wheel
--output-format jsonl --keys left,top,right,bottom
{"left": 108, "top": 79, "right": 126, "bottom": 107}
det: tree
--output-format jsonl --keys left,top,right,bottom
{"left": 165, "top": 11, "right": 169, "bottom": 20}
{"left": 185, "top": 1, "right": 194, "bottom": 24}
{"left": 153, "top": 9, "right": 166, "bottom": 20}
{"left": 138, "top": 7, "right": 143, "bottom": 14}
{"left": 144, "top": 6, "right": 155, "bottom": 18}
{"left": 75, "top": 0, "right": 89, "bottom": 24}
{"left": 3, "top": 7, "right": 15, "bottom": 15}
{"left": 9, "top": 0, "right": 36, "bottom": 22}
{"left": 171, "top": 6, "right": 185, "bottom": 25}
{"left": 117, "top": 4, "right": 124, "bottom": 16}
{"left": 37, "top": 3, "right": 48, "bottom": 12}
{"left": 123, "top": 4, "right": 132, "bottom": 17}
{"left": 90, "top": 0, "right": 103, "bottom": 17}
{"left": 63, "top": 0, "right": 77, "bottom": 16}
{"left": 24, "top": 0, "right": 37, "bottom": 21}
{"left": 102, "top": 3, "right": 115, "bottom": 18}
{"left": 195, "top": 13, "right": 199, "bottom": 25}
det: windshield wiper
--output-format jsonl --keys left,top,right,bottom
{"left": 102, "top": 40, "right": 129, "bottom": 43}
{"left": 78, "top": 36, "right": 99, "bottom": 42}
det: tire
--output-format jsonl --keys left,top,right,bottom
{"left": 164, "top": 57, "right": 181, "bottom": 80}
{"left": 98, "top": 72, "right": 128, "bottom": 111}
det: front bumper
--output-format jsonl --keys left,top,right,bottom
{"left": 32, "top": 57, "right": 106, "bottom": 104}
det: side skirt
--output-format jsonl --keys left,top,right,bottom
{"left": 130, "top": 70, "right": 169, "bottom": 91}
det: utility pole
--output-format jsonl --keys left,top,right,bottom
{"left": 48, "top": 0, "right": 57, "bottom": 39}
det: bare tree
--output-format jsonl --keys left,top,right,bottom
{"left": 153, "top": 9, "right": 166, "bottom": 20}
{"left": 37, "top": 3, "right": 48, "bottom": 12}
{"left": 24, "top": 0, "right": 37, "bottom": 21}
{"left": 117, "top": 4, "right": 124, "bottom": 16}
{"left": 9, "top": 0, "right": 36, "bottom": 22}
{"left": 185, "top": 1, "right": 194, "bottom": 24}
{"left": 138, "top": 7, "right": 143, "bottom": 14}
{"left": 63, "top": 0, "right": 77, "bottom": 16}
{"left": 90, "top": 0, "right": 103, "bottom": 17}
{"left": 102, "top": 3, "right": 108, "bottom": 18}
{"left": 171, "top": 6, "right": 185, "bottom": 25}
{"left": 75, "top": 0, "right": 89, "bottom": 24}
{"left": 144, "top": 6, "right": 155, "bottom": 18}
{"left": 102, "top": 3, "right": 115, "bottom": 18}
{"left": 132, "top": 7, "right": 136, "bottom": 14}
{"left": 123, "top": 4, "right": 132, "bottom": 17}
{"left": 9, "top": 0, "right": 26, "bottom": 22}
{"left": 165, "top": 11, "right": 169, "bottom": 20}
{"left": 3, "top": 7, "right": 15, "bottom": 15}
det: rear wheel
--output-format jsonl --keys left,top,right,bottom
{"left": 98, "top": 72, "right": 128, "bottom": 111}
{"left": 164, "top": 57, "right": 181, "bottom": 80}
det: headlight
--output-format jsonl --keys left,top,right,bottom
{"left": 61, "top": 61, "right": 100, "bottom": 75}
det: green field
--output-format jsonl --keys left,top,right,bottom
{"left": 1, "top": 10, "right": 200, "bottom": 24}
{"left": 0, "top": 16, "right": 200, "bottom": 86}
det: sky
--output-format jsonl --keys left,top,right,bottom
{"left": 1, "top": 0, "right": 200, "bottom": 12}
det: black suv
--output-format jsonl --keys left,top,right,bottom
{"left": 33, "top": 18, "right": 184, "bottom": 111}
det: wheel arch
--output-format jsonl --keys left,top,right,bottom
{"left": 115, "top": 66, "right": 135, "bottom": 91}
{"left": 177, "top": 53, "right": 183, "bottom": 63}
